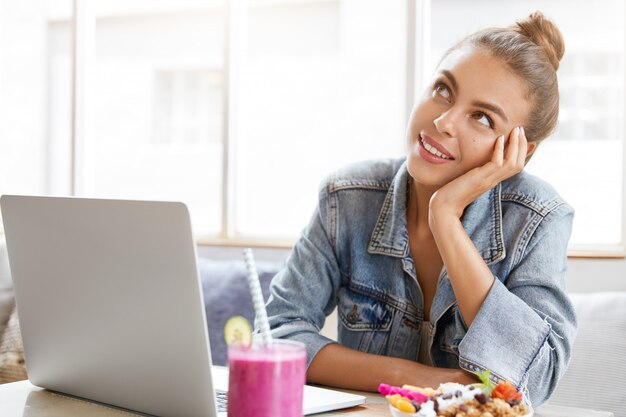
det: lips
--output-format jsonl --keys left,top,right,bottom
{"left": 419, "top": 133, "right": 455, "bottom": 160}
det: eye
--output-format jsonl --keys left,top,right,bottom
{"left": 433, "top": 82, "right": 451, "bottom": 101}
{"left": 471, "top": 112, "right": 494, "bottom": 129}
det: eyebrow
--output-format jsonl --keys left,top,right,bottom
{"left": 471, "top": 100, "right": 509, "bottom": 123}
{"left": 440, "top": 69, "right": 509, "bottom": 123}
{"left": 441, "top": 70, "right": 458, "bottom": 91}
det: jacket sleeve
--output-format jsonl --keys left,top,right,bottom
{"left": 457, "top": 202, "right": 577, "bottom": 406}
{"left": 265, "top": 178, "right": 341, "bottom": 368}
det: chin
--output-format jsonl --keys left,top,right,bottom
{"left": 406, "top": 156, "right": 450, "bottom": 188}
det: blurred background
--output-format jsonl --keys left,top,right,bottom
{"left": 0, "top": 0, "right": 624, "bottom": 289}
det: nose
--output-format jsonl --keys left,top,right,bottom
{"left": 433, "top": 110, "right": 457, "bottom": 137}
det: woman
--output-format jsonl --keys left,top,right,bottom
{"left": 265, "top": 11, "right": 576, "bottom": 406}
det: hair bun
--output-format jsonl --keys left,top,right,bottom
{"left": 515, "top": 11, "right": 564, "bottom": 70}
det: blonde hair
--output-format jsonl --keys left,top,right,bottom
{"left": 445, "top": 12, "right": 565, "bottom": 145}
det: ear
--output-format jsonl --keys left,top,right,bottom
{"left": 526, "top": 142, "right": 538, "bottom": 159}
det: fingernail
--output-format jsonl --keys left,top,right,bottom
{"left": 520, "top": 126, "right": 525, "bottom": 137}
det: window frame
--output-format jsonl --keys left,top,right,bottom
{"left": 66, "top": 0, "right": 625, "bottom": 256}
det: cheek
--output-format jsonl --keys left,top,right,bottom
{"left": 461, "top": 138, "right": 496, "bottom": 165}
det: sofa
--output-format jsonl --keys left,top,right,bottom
{"left": 197, "top": 257, "right": 284, "bottom": 366}
{"left": 0, "top": 238, "right": 26, "bottom": 384}
{"left": 0, "top": 239, "right": 13, "bottom": 344}
{"left": 545, "top": 291, "right": 626, "bottom": 417}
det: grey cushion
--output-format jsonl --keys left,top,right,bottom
{"left": 198, "top": 258, "right": 283, "bottom": 366}
{"left": 547, "top": 292, "right": 626, "bottom": 417}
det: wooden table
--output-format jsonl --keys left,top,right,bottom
{"left": 0, "top": 379, "right": 614, "bottom": 417}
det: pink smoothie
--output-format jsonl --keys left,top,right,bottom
{"left": 227, "top": 340, "right": 306, "bottom": 417}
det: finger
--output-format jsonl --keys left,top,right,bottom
{"left": 517, "top": 126, "right": 528, "bottom": 167}
{"left": 492, "top": 135, "right": 505, "bottom": 166}
{"left": 504, "top": 127, "right": 520, "bottom": 167}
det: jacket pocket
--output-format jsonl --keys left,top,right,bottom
{"left": 337, "top": 286, "right": 393, "bottom": 354}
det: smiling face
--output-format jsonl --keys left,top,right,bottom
{"left": 406, "top": 46, "right": 533, "bottom": 189}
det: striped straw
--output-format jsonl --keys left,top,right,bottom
{"left": 242, "top": 248, "right": 273, "bottom": 347}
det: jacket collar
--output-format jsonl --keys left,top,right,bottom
{"left": 367, "top": 161, "right": 506, "bottom": 265}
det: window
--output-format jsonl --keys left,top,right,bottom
{"left": 0, "top": 0, "right": 72, "bottom": 203}
{"left": 233, "top": 0, "right": 407, "bottom": 239}
{"left": 70, "top": 0, "right": 408, "bottom": 241}
{"left": 0, "top": 0, "right": 624, "bottom": 254}
{"left": 83, "top": 0, "right": 225, "bottom": 235}
{"left": 153, "top": 70, "right": 222, "bottom": 146}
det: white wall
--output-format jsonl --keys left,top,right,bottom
{"left": 567, "top": 258, "right": 626, "bottom": 293}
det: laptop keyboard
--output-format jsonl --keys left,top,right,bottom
{"left": 216, "top": 390, "right": 228, "bottom": 412}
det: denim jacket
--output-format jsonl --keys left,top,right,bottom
{"left": 265, "top": 158, "right": 576, "bottom": 406}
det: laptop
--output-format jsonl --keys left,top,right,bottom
{"left": 0, "top": 195, "right": 365, "bottom": 417}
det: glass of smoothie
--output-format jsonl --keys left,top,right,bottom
{"left": 227, "top": 339, "right": 307, "bottom": 417}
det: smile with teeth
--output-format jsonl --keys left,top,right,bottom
{"left": 420, "top": 137, "right": 452, "bottom": 160}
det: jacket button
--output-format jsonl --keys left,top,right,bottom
{"left": 347, "top": 304, "right": 359, "bottom": 324}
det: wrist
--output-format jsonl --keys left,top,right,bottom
{"left": 387, "top": 358, "right": 421, "bottom": 387}
{"left": 450, "top": 368, "right": 479, "bottom": 385}
{"left": 428, "top": 207, "right": 462, "bottom": 237}
{"left": 428, "top": 193, "right": 465, "bottom": 225}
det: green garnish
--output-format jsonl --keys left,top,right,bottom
{"left": 224, "top": 316, "right": 253, "bottom": 347}
{"left": 474, "top": 369, "right": 496, "bottom": 395}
